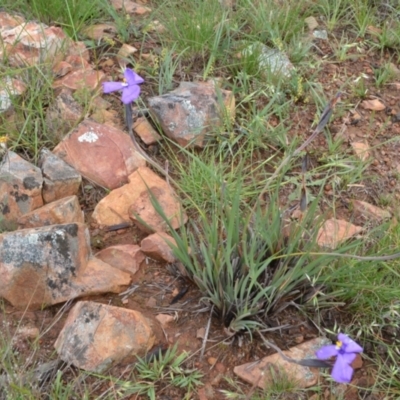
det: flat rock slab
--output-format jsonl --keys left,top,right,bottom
{"left": 53, "top": 119, "right": 146, "bottom": 189}
{"left": 92, "top": 166, "right": 187, "bottom": 230}
{"left": 55, "top": 301, "right": 155, "bottom": 372}
{"left": 0, "top": 77, "right": 26, "bottom": 113}
{"left": 96, "top": 244, "right": 144, "bottom": 277}
{"left": 39, "top": 148, "right": 82, "bottom": 203}
{"left": 234, "top": 338, "right": 330, "bottom": 389}
{"left": 148, "top": 81, "right": 235, "bottom": 147}
{"left": 141, "top": 232, "right": 177, "bottom": 263}
{"left": 0, "top": 223, "right": 131, "bottom": 309}
{"left": 53, "top": 68, "right": 106, "bottom": 93}
{"left": 133, "top": 116, "right": 161, "bottom": 145}
{"left": 0, "top": 151, "right": 43, "bottom": 229}
{"left": 0, "top": 223, "right": 90, "bottom": 309}
{"left": 352, "top": 200, "right": 391, "bottom": 222}
{"left": 0, "top": 19, "right": 71, "bottom": 67}
{"left": 317, "top": 218, "right": 363, "bottom": 249}
{"left": 17, "top": 195, "right": 84, "bottom": 228}
{"left": 110, "top": 0, "right": 152, "bottom": 15}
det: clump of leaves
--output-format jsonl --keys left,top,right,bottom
{"left": 159, "top": 180, "right": 344, "bottom": 335}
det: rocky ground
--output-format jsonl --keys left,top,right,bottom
{"left": 1, "top": 0, "right": 400, "bottom": 399}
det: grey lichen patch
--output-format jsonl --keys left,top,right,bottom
{"left": 23, "top": 176, "right": 41, "bottom": 189}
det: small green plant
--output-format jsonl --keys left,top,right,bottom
{"left": 373, "top": 62, "right": 396, "bottom": 88}
{"left": 315, "top": 0, "right": 352, "bottom": 31}
{"left": 108, "top": 345, "right": 203, "bottom": 400}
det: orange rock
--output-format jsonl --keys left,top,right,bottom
{"left": 129, "top": 185, "right": 187, "bottom": 234}
{"left": 1, "top": 22, "right": 70, "bottom": 67}
{"left": 0, "top": 151, "right": 43, "bottom": 229}
{"left": 361, "top": 98, "right": 385, "bottom": 111}
{"left": 82, "top": 24, "right": 117, "bottom": 41}
{"left": 110, "top": 0, "right": 152, "bottom": 14}
{"left": 351, "top": 141, "right": 370, "bottom": 161}
{"left": 352, "top": 200, "right": 391, "bottom": 222}
{"left": 92, "top": 166, "right": 187, "bottom": 228}
{"left": 55, "top": 301, "right": 155, "bottom": 372}
{"left": 148, "top": 81, "right": 235, "bottom": 148}
{"left": 53, "top": 119, "right": 146, "bottom": 189}
{"left": 39, "top": 148, "right": 82, "bottom": 203}
{"left": 155, "top": 313, "right": 174, "bottom": 327}
{"left": 96, "top": 244, "right": 145, "bottom": 277}
{"left": 53, "top": 68, "right": 106, "bottom": 93}
{"left": 234, "top": 338, "right": 330, "bottom": 389}
{"left": 17, "top": 195, "right": 84, "bottom": 228}
{"left": 141, "top": 232, "right": 177, "bottom": 262}
{"left": 317, "top": 218, "right": 363, "bottom": 249}
{"left": 133, "top": 117, "right": 162, "bottom": 145}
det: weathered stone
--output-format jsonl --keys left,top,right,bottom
{"left": 0, "top": 224, "right": 131, "bottom": 309}
{"left": 0, "top": 223, "right": 90, "bottom": 309}
{"left": 148, "top": 81, "right": 235, "bottom": 147}
{"left": 0, "top": 151, "right": 43, "bottom": 229}
{"left": 92, "top": 166, "right": 186, "bottom": 228}
{"left": 0, "top": 77, "right": 26, "bottom": 113}
{"left": 117, "top": 43, "right": 139, "bottom": 68}
{"left": 241, "top": 42, "right": 294, "bottom": 79}
{"left": 45, "top": 89, "right": 84, "bottom": 139}
{"left": 67, "top": 41, "right": 90, "bottom": 62}
{"left": 234, "top": 338, "right": 330, "bottom": 389}
{"left": 55, "top": 301, "right": 155, "bottom": 372}
{"left": 39, "top": 148, "right": 82, "bottom": 203}
{"left": 17, "top": 195, "right": 84, "bottom": 228}
{"left": 82, "top": 24, "right": 117, "bottom": 41}
{"left": 133, "top": 117, "right": 161, "bottom": 145}
{"left": 1, "top": 21, "right": 71, "bottom": 67}
{"left": 129, "top": 185, "right": 187, "bottom": 234}
{"left": 96, "top": 244, "right": 144, "bottom": 277}
{"left": 53, "top": 68, "right": 106, "bottom": 93}
{"left": 317, "top": 218, "right": 363, "bottom": 249}
{"left": 155, "top": 314, "right": 174, "bottom": 327}
{"left": 110, "top": 0, "right": 152, "bottom": 15}
{"left": 0, "top": 12, "right": 25, "bottom": 31}
{"left": 74, "top": 256, "right": 132, "bottom": 294}
{"left": 53, "top": 119, "right": 146, "bottom": 189}
{"left": 352, "top": 200, "right": 391, "bottom": 222}
{"left": 52, "top": 60, "right": 72, "bottom": 77}
{"left": 351, "top": 141, "right": 371, "bottom": 161}
{"left": 140, "top": 232, "right": 177, "bottom": 263}
{"left": 64, "top": 54, "right": 91, "bottom": 70}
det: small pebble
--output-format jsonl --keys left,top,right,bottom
{"left": 372, "top": 159, "right": 379, "bottom": 166}
{"left": 207, "top": 357, "right": 217, "bottom": 366}
{"left": 390, "top": 180, "right": 396, "bottom": 186}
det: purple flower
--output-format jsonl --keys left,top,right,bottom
{"left": 316, "top": 333, "right": 363, "bottom": 384}
{"left": 102, "top": 68, "right": 144, "bottom": 104}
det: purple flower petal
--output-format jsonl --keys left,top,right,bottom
{"left": 124, "top": 68, "right": 144, "bottom": 85}
{"left": 121, "top": 85, "right": 141, "bottom": 104}
{"left": 316, "top": 345, "right": 339, "bottom": 360}
{"left": 331, "top": 354, "right": 355, "bottom": 383}
{"left": 339, "top": 334, "right": 363, "bottom": 353}
{"left": 102, "top": 81, "right": 126, "bottom": 93}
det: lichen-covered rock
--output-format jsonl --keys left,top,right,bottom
{"left": 55, "top": 301, "right": 155, "bottom": 372}
{"left": 0, "top": 151, "right": 43, "bottom": 230}
{"left": 53, "top": 119, "right": 146, "bottom": 189}
{"left": 39, "top": 148, "right": 82, "bottom": 203}
{"left": 148, "top": 81, "right": 235, "bottom": 147}
{"left": 17, "top": 195, "right": 84, "bottom": 228}
{"left": 0, "top": 224, "right": 131, "bottom": 309}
